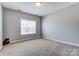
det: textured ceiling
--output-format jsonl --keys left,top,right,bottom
{"left": 1, "top": 2, "right": 78, "bottom": 16}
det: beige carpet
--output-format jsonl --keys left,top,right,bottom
{"left": 0, "top": 39, "right": 79, "bottom": 56}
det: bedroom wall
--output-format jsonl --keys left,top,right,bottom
{"left": 0, "top": 5, "right": 3, "bottom": 49}
{"left": 3, "top": 8, "right": 41, "bottom": 42}
{"left": 42, "top": 3, "right": 79, "bottom": 45}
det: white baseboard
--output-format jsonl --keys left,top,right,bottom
{"left": 10, "top": 37, "right": 40, "bottom": 43}
{"left": 43, "top": 36, "right": 79, "bottom": 47}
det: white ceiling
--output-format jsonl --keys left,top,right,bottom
{"left": 0, "top": 2, "right": 78, "bottom": 16}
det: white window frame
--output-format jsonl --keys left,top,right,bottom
{"left": 21, "top": 19, "right": 36, "bottom": 35}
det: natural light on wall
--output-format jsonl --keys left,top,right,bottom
{"left": 21, "top": 19, "right": 36, "bottom": 35}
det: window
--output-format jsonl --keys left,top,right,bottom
{"left": 21, "top": 19, "right": 36, "bottom": 35}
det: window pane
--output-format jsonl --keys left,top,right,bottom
{"left": 21, "top": 19, "right": 36, "bottom": 35}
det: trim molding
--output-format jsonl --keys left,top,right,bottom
{"left": 43, "top": 35, "right": 79, "bottom": 47}
{"left": 10, "top": 37, "right": 40, "bottom": 43}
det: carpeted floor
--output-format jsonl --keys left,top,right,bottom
{"left": 0, "top": 39, "right": 79, "bottom": 56}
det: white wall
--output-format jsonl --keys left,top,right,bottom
{"left": 3, "top": 8, "right": 41, "bottom": 42}
{"left": 0, "top": 5, "right": 3, "bottom": 49}
{"left": 42, "top": 3, "right": 79, "bottom": 45}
